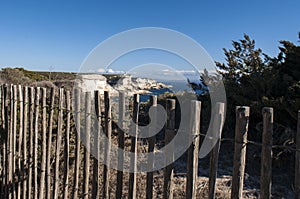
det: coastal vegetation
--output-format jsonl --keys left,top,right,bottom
{"left": 0, "top": 33, "right": 299, "bottom": 197}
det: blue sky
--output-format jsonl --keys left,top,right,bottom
{"left": 0, "top": 0, "right": 299, "bottom": 72}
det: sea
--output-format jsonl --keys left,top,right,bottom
{"left": 139, "top": 80, "right": 201, "bottom": 102}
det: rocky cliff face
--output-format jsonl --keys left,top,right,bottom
{"left": 76, "top": 74, "right": 169, "bottom": 95}
{"left": 112, "top": 75, "right": 168, "bottom": 94}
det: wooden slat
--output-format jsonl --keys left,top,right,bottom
{"left": 39, "top": 88, "right": 47, "bottom": 199}
{"left": 17, "top": 85, "right": 23, "bottom": 199}
{"left": 92, "top": 90, "right": 101, "bottom": 199}
{"left": 53, "top": 88, "right": 64, "bottom": 199}
{"left": 260, "top": 107, "right": 273, "bottom": 199}
{"left": 46, "top": 87, "right": 55, "bottom": 199}
{"left": 33, "top": 87, "right": 40, "bottom": 199}
{"left": 146, "top": 96, "right": 157, "bottom": 199}
{"left": 231, "top": 106, "right": 250, "bottom": 199}
{"left": 12, "top": 85, "right": 17, "bottom": 199}
{"left": 3, "top": 85, "right": 9, "bottom": 199}
{"left": 128, "top": 94, "right": 139, "bottom": 199}
{"left": 7, "top": 86, "right": 11, "bottom": 199}
{"left": 209, "top": 103, "right": 225, "bottom": 199}
{"left": 72, "top": 88, "right": 81, "bottom": 199}
{"left": 22, "top": 87, "right": 28, "bottom": 199}
{"left": 0, "top": 85, "right": 3, "bottom": 198}
{"left": 63, "top": 91, "right": 71, "bottom": 199}
{"left": 186, "top": 100, "right": 201, "bottom": 199}
{"left": 83, "top": 92, "right": 91, "bottom": 199}
{"left": 0, "top": 85, "right": 5, "bottom": 199}
{"left": 103, "top": 91, "right": 112, "bottom": 199}
{"left": 116, "top": 92, "right": 125, "bottom": 199}
{"left": 0, "top": 85, "right": 4, "bottom": 130}
{"left": 0, "top": 86, "right": 1, "bottom": 194}
{"left": 27, "top": 87, "right": 35, "bottom": 199}
{"left": 163, "top": 99, "right": 176, "bottom": 199}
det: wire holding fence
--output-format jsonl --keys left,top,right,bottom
{"left": 0, "top": 84, "right": 299, "bottom": 198}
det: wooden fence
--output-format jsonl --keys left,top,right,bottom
{"left": 0, "top": 84, "right": 299, "bottom": 199}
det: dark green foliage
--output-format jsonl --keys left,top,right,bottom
{"left": 188, "top": 33, "right": 300, "bottom": 153}
{"left": 216, "top": 34, "right": 271, "bottom": 106}
{"left": 215, "top": 34, "right": 300, "bottom": 130}
{"left": 265, "top": 40, "right": 300, "bottom": 126}
{"left": 187, "top": 34, "right": 300, "bottom": 172}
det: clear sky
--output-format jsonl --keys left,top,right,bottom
{"left": 0, "top": 0, "right": 299, "bottom": 72}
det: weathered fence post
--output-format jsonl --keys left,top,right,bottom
{"left": 72, "top": 89, "right": 81, "bottom": 199}
{"left": 0, "top": 85, "right": 5, "bottom": 198}
{"left": 7, "top": 85, "right": 13, "bottom": 199}
{"left": 12, "top": 85, "right": 17, "bottom": 199}
{"left": 83, "top": 91, "right": 91, "bottom": 199}
{"left": 38, "top": 88, "right": 47, "bottom": 199}
{"left": 22, "top": 86, "right": 28, "bottom": 199}
{"left": 0, "top": 86, "right": 2, "bottom": 122}
{"left": 0, "top": 85, "right": 2, "bottom": 198}
{"left": 231, "top": 106, "right": 250, "bottom": 199}
{"left": 0, "top": 85, "right": 1, "bottom": 196}
{"left": 129, "top": 94, "right": 139, "bottom": 199}
{"left": 146, "top": 95, "right": 157, "bottom": 199}
{"left": 17, "top": 85, "right": 23, "bottom": 199}
{"left": 164, "top": 99, "right": 176, "bottom": 199}
{"left": 0, "top": 85, "right": 4, "bottom": 198}
{"left": 103, "top": 91, "right": 112, "bottom": 199}
{"left": 186, "top": 100, "right": 201, "bottom": 199}
{"left": 0, "top": 85, "right": 7, "bottom": 198}
{"left": 92, "top": 90, "right": 101, "bottom": 199}
{"left": 46, "top": 87, "right": 55, "bottom": 199}
{"left": 4, "top": 85, "right": 9, "bottom": 199}
{"left": 295, "top": 110, "right": 300, "bottom": 198}
{"left": 27, "top": 87, "right": 34, "bottom": 199}
{"left": 72, "top": 88, "right": 81, "bottom": 199}
{"left": 63, "top": 90, "right": 71, "bottom": 199}
{"left": 209, "top": 103, "right": 225, "bottom": 199}
{"left": 53, "top": 88, "right": 64, "bottom": 199}
{"left": 116, "top": 92, "right": 125, "bottom": 199}
{"left": 33, "top": 87, "right": 40, "bottom": 199}
{"left": 260, "top": 107, "right": 273, "bottom": 199}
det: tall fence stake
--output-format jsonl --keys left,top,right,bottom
{"left": 53, "top": 88, "right": 64, "bottom": 199}
{"left": 103, "top": 91, "right": 112, "bottom": 199}
{"left": 27, "top": 87, "right": 34, "bottom": 199}
{"left": 63, "top": 91, "right": 71, "bottom": 199}
{"left": 1, "top": 85, "right": 7, "bottom": 199}
{"left": 116, "top": 92, "right": 125, "bottom": 199}
{"left": 22, "top": 87, "right": 28, "bottom": 199}
{"left": 83, "top": 92, "right": 91, "bottom": 199}
{"left": 260, "top": 107, "right": 273, "bottom": 199}
{"left": 72, "top": 88, "right": 81, "bottom": 199}
{"left": 231, "top": 106, "right": 250, "bottom": 199}
{"left": 46, "top": 87, "right": 55, "bottom": 199}
{"left": 0, "top": 86, "right": 1, "bottom": 192}
{"left": 3, "top": 85, "right": 11, "bottom": 198}
{"left": 146, "top": 96, "right": 157, "bottom": 199}
{"left": 92, "top": 90, "right": 101, "bottom": 199}
{"left": 17, "top": 85, "right": 23, "bottom": 199}
{"left": 38, "top": 88, "right": 47, "bottom": 199}
{"left": 186, "top": 100, "right": 201, "bottom": 199}
{"left": 209, "top": 103, "right": 225, "bottom": 199}
{"left": 12, "top": 85, "right": 17, "bottom": 199}
{"left": 129, "top": 94, "right": 139, "bottom": 199}
{"left": 33, "top": 87, "right": 40, "bottom": 199}
{"left": 164, "top": 99, "right": 176, "bottom": 199}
